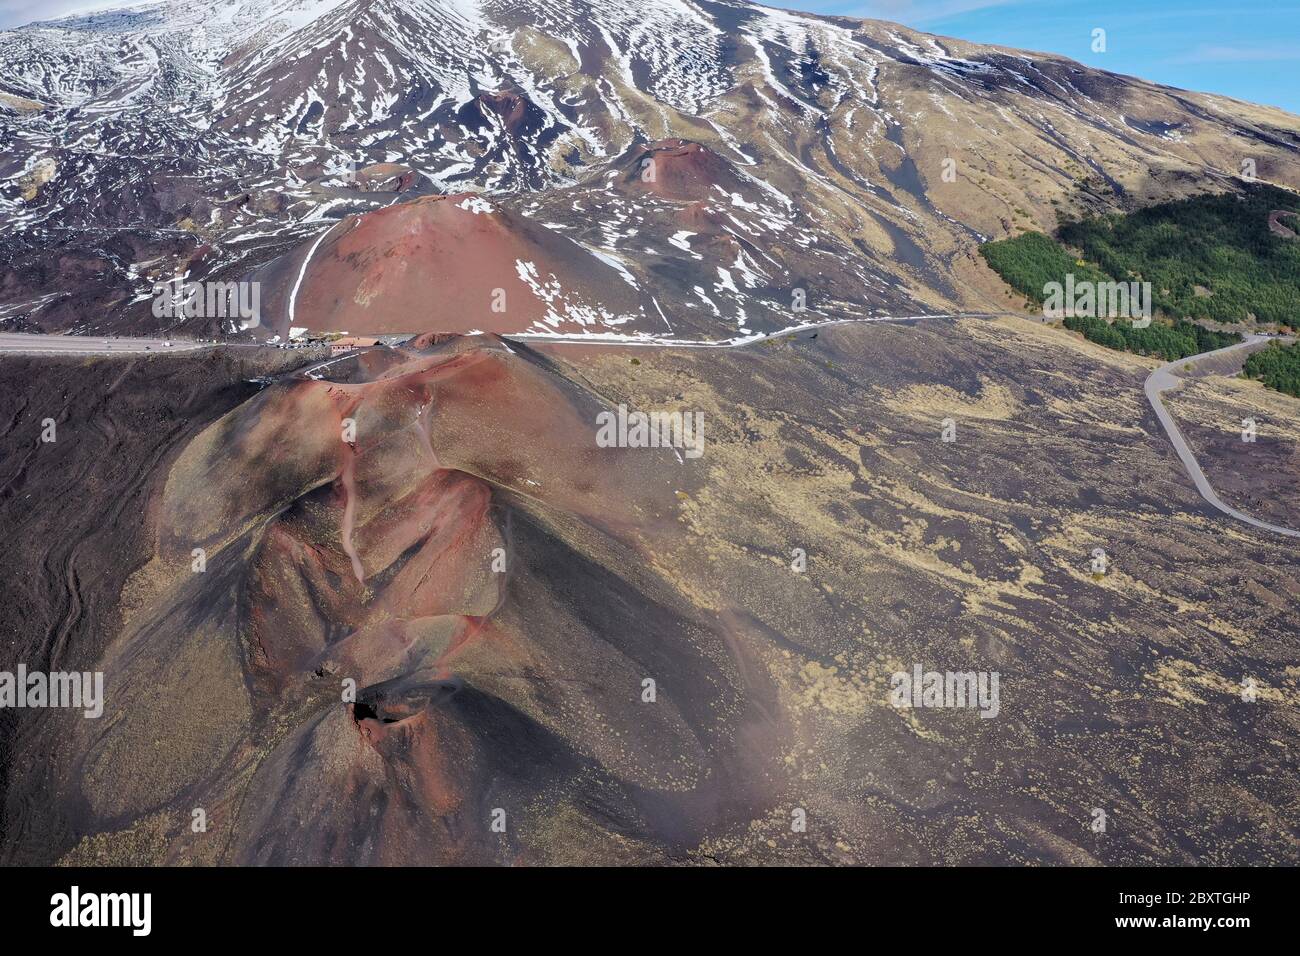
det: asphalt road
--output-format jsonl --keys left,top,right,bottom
{"left": 1145, "top": 335, "right": 1300, "bottom": 539}
{"left": 0, "top": 333, "right": 208, "bottom": 356}
{"left": 1, "top": 312, "right": 1001, "bottom": 359}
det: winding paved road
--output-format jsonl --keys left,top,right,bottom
{"left": 1145, "top": 335, "right": 1300, "bottom": 538}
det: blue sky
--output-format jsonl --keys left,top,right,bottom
{"left": 799, "top": 0, "right": 1300, "bottom": 114}
{"left": 1, "top": 0, "right": 1297, "bottom": 114}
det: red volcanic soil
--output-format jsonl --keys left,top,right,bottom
{"left": 672, "top": 200, "right": 751, "bottom": 259}
{"left": 32, "top": 335, "right": 763, "bottom": 864}
{"left": 621, "top": 139, "right": 749, "bottom": 203}
{"left": 353, "top": 163, "right": 418, "bottom": 193}
{"left": 279, "top": 194, "right": 646, "bottom": 337}
{"left": 473, "top": 91, "right": 537, "bottom": 135}
{"left": 149, "top": 335, "right": 688, "bottom": 710}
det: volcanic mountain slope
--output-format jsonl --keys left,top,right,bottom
{"left": 3, "top": 317, "right": 1299, "bottom": 865}
{"left": 2, "top": 335, "right": 770, "bottom": 864}
{"left": 255, "top": 192, "right": 655, "bottom": 336}
{"left": 2, "top": 0, "right": 1298, "bottom": 336}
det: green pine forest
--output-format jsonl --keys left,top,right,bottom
{"left": 979, "top": 183, "right": 1300, "bottom": 377}
{"left": 1243, "top": 341, "right": 1300, "bottom": 398}
{"left": 1061, "top": 314, "right": 1239, "bottom": 361}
